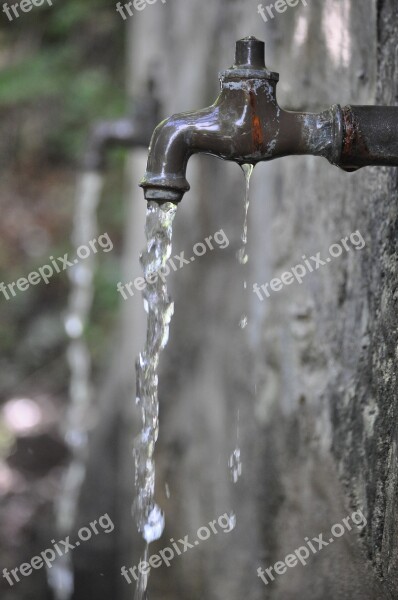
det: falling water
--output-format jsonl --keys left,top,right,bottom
{"left": 133, "top": 201, "right": 178, "bottom": 600}
{"left": 228, "top": 164, "right": 254, "bottom": 485}
{"left": 237, "top": 163, "right": 253, "bottom": 330}
{"left": 48, "top": 171, "right": 103, "bottom": 600}
{"left": 228, "top": 408, "right": 242, "bottom": 484}
{"left": 237, "top": 164, "right": 253, "bottom": 268}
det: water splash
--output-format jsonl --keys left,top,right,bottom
{"left": 134, "top": 201, "right": 178, "bottom": 600}
{"left": 49, "top": 171, "right": 103, "bottom": 600}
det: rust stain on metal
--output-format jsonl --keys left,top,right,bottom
{"left": 249, "top": 90, "right": 264, "bottom": 151}
{"left": 342, "top": 107, "right": 370, "bottom": 166}
{"left": 342, "top": 108, "right": 357, "bottom": 157}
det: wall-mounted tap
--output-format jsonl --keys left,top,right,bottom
{"left": 140, "top": 36, "right": 398, "bottom": 204}
{"left": 84, "top": 80, "right": 160, "bottom": 172}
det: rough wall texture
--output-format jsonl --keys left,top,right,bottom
{"left": 115, "top": 0, "right": 398, "bottom": 599}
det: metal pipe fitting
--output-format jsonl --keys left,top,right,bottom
{"left": 84, "top": 81, "right": 160, "bottom": 172}
{"left": 140, "top": 36, "right": 398, "bottom": 203}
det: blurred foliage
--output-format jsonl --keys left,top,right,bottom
{"left": 0, "top": 0, "right": 126, "bottom": 163}
{"left": 0, "top": 0, "right": 130, "bottom": 398}
{"left": 0, "top": 8, "right": 132, "bottom": 591}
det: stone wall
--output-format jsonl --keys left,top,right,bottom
{"left": 112, "top": 1, "right": 398, "bottom": 598}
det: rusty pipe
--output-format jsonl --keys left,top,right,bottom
{"left": 340, "top": 106, "right": 398, "bottom": 170}
{"left": 140, "top": 37, "right": 398, "bottom": 203}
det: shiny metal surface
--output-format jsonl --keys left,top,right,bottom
{"left": 140, "top": 37, "right": 398, "bottom": 203}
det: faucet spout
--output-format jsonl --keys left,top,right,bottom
{"left": 140, "top": 36, "right": 398, "bottom": 203}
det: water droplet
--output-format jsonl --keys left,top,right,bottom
{"left": 239, "top": 315, "right": 248, "bottom": 329}
{"left": 236, "top": 248, "right": 249, "bottom": 265}
{"left": 143, "top": 505, "right": 165, "bottom": 544}
{"left": 227, "top": 511, "right": 237, "bottom": 531}
{"left": 228, "top": 447, "right": 242, "bottom": 483}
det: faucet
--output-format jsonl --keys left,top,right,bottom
{"left": 140, "top": 36, "right": 398, "bottom": 204}
{"left": 84, "top": 80, "right": 160, "bottom": 172}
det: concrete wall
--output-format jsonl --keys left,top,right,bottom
{"left": 113, "top": 0, "right": 397, "bottom": 598}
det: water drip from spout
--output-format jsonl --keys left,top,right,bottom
{"left": 237, "top": 163, "right": 254, "bottom": 268}
{"left": 228, "top": 164, "right": 254, "bottom": 486}
{"left": 133, "top": 201, "right": 178, "bottom": 600}
{"left": 238, "top": 164, "right": 253, "bottom": 328}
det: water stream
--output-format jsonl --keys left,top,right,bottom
{"left": 229, "top": 164, "right": 254, "bottom": 485}
{"left": 237, "top": 164, "right": 253, "bottom": 269}
{"left": 132, "top": 169, "right": 253, "bottom": 596}
{"left": 48, "top": 171, "right": 104, "bottom": 600}
{"left": 133, "top": 200, "right": 178, "bottom": 600}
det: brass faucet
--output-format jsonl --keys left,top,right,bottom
{"left": 140, "top": 36, "right": 398, "bottom": 204}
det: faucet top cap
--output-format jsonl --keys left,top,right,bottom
{"left": 220, "top": 36, "right": 279, "bottom": 82}
{"left": 235, "top": 37, "right": 266, "bottom": 68}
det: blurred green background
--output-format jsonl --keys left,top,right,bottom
{"left": 0, "top": 4, "right": 130, "bottom": 597}
{"left": 0, "top": 0, "right": 129, "bottom": 399}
